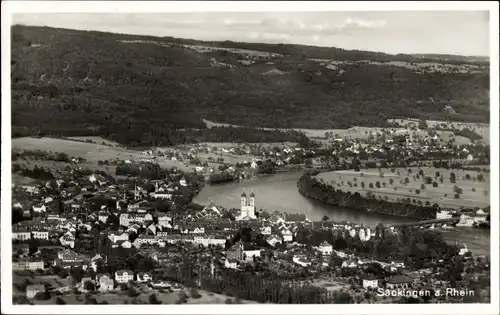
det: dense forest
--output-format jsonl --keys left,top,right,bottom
{"left": 11, "top": 25, "right": 489, "bottom": 147}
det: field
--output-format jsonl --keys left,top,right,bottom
{"left": 204, "top": 119, "right": 474, "bottom": 145}
{"left": 13, "top": 274, "right": 254, "bottom": 305}
{"left": 315, "top": 167, "right": 490, "bottom": 209}
{"left": 12, "top": 137, "right": 191, "bottom": 172}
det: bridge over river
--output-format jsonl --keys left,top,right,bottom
{"left": 389, "top": 218, "right": 460, "bottom": 228}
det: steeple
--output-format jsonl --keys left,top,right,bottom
{"left": 250, "top": 189, "right": 255, "bottom": 197}
{"left": 241, "top": 188, "right": 246, "bottom": 197}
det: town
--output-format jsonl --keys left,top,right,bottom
{"left": 11, "top": 117, "right": 491, "bottom": 305}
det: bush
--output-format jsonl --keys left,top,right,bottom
{"left": 432, "top": 181, "right": 438, "bottom": 188}
{"left": 225, "top": 298, "right": 233, "bottom": 304}
{"left": 369, "top": 183, "right": 374, "bottom": 189}
{"left": 472, "top": 188, "right": 476, "bottom": 192}
{"left": 190, "top": 288, "right": 202, "bottom": 299}
{"left": 454, "top": 194, "right": 460, "bottom": 199}
{"left": 127, "top": 286, "right": 139, "bottom": 298}
{"left": 55, "top": 297, "right": 66, "bottom": 304}
{"left": 148, "top": 293, "right": 162, "bottom": 304}
{"left": 420, "top": 184, "right": 425, "bottom": 190}
{"left": 416, "top": 189, "right": 420, "bottom": 195}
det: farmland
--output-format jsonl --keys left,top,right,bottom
{"left": 314, "top": 167, "right": 490, "bottom": 209}
{"left": 11, "top": 137, "right": 192, "bottom": 173}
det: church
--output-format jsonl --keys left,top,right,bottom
{"left": 235, "top": 189, "right": 257, "bottom": 221}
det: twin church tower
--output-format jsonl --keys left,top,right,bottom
{"left": 236, "top": 189, "right": 257, "bottom": 220}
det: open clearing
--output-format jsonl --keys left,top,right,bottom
{"left": 315, "top": 167, "right": 490, "bottom": 209}
{"left": 12, "top": 137, "right": 191, "bottom": 172}
{"left": 203, "top": 119, "right": 474, "bottom": 145}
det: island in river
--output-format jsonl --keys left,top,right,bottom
{"left": 193, "top": 171, "right": 490, "bottom": 256}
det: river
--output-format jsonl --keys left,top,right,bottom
{"left": 194, "top": 171, "right": 490, "bottom": 256}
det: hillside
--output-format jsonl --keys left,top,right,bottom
{"left": 11, "top": 25, "right": 490, "bottom": 146}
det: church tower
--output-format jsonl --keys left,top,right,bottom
{"left": 249, "top": 190, "right": 256, "bottom": 207}
{"left": 241, "top": 189, "right": 247, "bottom": 208}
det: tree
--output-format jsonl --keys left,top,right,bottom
{"left": 375, "top": 181, "right": 381, "bottom": 188}
{"left": 449, "top": 172, "right": 456, "bottom": 183}
{"left": 420, "top": 184, "right": 425, "bottom": 190}
{"left": 322, "top": 215, "right": 330, "bottom": 222}
{"left": 84, "top": 280, "right": 96, "bottom": 293}
{"left": 389, "top": 178, "right": 394, "bottom": 185}
{"left": 432, "top": 181, "right": 438, "bottom": 188}
{"left": 148, "top": 293, "right": 162, "bottom": 304}
{"left": 55, "top": 297, "right": 66, "bottom": 304}
{"left": 369, "top": 183, "right": 374, "bottom": 189}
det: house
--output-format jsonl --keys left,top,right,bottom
{"left": 227, "top": 241, "right": 245, "bottom": 261}
{"left": 342, "top": 260, "right": 358, "bottom": 269}
{"left": 281, "top": 229, "right": 293, "bottom": 242}
{"left": 266, "top": 235, "right": 282, "bottom": 247}
{"left": 98, "top": 212, "right": 109, "bottom": 223}
{"left": 26, "top": 284, "right": 45, "bottom": 299}
{"left": 59, "top": 232, "right": 76, "bottom": 248}
{"left": 458, "top": 244, "right": 469, "bottom": 255}
{"left": 362, "top": 277, "right": 379, "bottom": 289}
{"left": 179, "top": 177, "right": 187, "bottom": 187}
{"left": 157, "top": 213, "right": 173, "bottom": 228}
{"left": 385, "top": 275, "right": 411, "bottom": 289}
{"left": 260, "top": 226, "right": 272, "bottom": 235}
{"left": 32, "top": 204, "right": 47, "bottom": 213}
{"left": 243, "top": 249, "right": 261, "bottom": 261}
{"left": 318, "top": 241, "right": 333, "bottom": 256}
{"left": 136, "top": 272, "right": 153, "bottom": 283}
{"left": 115, "top": 270, "right": 134, "bottom": 283}
{"left": 12, "top": 227, "right": 32, "bottom": 241}
{"left": 292, "top": 255, "right": 312, "bottom": 267}
{"left": 285, "top": 213, "right": 307, "bottom": 223}
{"left": 224, "top": 259, "right": 238, "bottom": 269}
{"left": 99, "top": 275, "right": 114, "bottom": 292}
{"left": 32, "top": 230, "right": 49, "bottom": 240}
{"left": 13, "top": 259, "right": 44, "bottom": 271}
{"left": 108, "top": 233, "right": 130, "bottom": 243}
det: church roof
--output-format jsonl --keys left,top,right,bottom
{"left": 250, "top": 191, "right": 255, "bottom": 197}
{"left": 241, "top": 191, "right": 247, "bottom": 197}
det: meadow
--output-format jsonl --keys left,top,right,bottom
{"left": 12, "top": 137, "right": 191, "bottom": 172}
{"left": 314, "top": 167, "right": 490, "bottom": 209}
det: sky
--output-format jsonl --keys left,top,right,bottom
{"left": 13, "top": 11, "right": 491, "bottom": 56}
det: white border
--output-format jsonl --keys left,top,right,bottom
{"left": 1, "top": 1, "right": 499, "bottom": 314}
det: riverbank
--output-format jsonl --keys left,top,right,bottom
{"left": 297, "top": 173, "right": 437, "bottom": 220}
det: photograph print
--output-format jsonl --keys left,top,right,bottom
{"left": 2, "top": 1, "right": 499, "bottom": 314}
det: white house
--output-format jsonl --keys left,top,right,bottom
{"left": 282, "top": 229, "right": 293, "bottom": 242}
{"left": 244, "top": 250, "right": 261, "bottom": 261}
{"left": 179, "top": 178, "right": 187, "bottom": 187}
{"left": 342, "top": 260, "right": 358, "bottom": 268}
{"left": 32, "top": 204, "right": 47, "bottom": 213}
{"left": 115, "top": 270, "right": 134, "bottom": 283}
{"left": 59, "top": 232, "right": 76, "bottom": 248}
{"left": 32, "top": 230, "right": 49, "bottom": 240}
{"left": 136, "top": 272, "right": 153, "bottom": 283}
{"left": 318, "top": 241, "right": 333, "bottom": 256}
{"left": 225, "top": 259, "right": 238, "bottom": 269}
{"left": 266, "top": 235, "right": 282, "bottom": 247}
{"left": 292, "top": 255, "right": 312, "bottom": 267}
{"left": 362, "top": 278, "right": 379, "bottom": 289}
{"left": 260, "top": 226, "right": 272, "bottom": 235}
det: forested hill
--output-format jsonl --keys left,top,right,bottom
{"left": 11, "top": 25, "right": 490, "bottom": 146}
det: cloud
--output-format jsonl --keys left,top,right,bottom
{"left": 337, "top": 18, "right": 387, "bottom": 31}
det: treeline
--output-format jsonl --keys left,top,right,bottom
{"left": 12, "top": 164, "right": 55, "bottom": 180}
{"left": 163, "top": 262, "right": 351, "bottom": 304}
{"left": 297, "top": 174, "right": 437, "bottom": 220}
{"left": 208, "top": 172, "right": 235, "bottom": 184}
{"left": 12, "top": 149, "right": 84, "bottom": 163}
{"left": 11, "top": 25, "right": 489, "bottom": 139}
